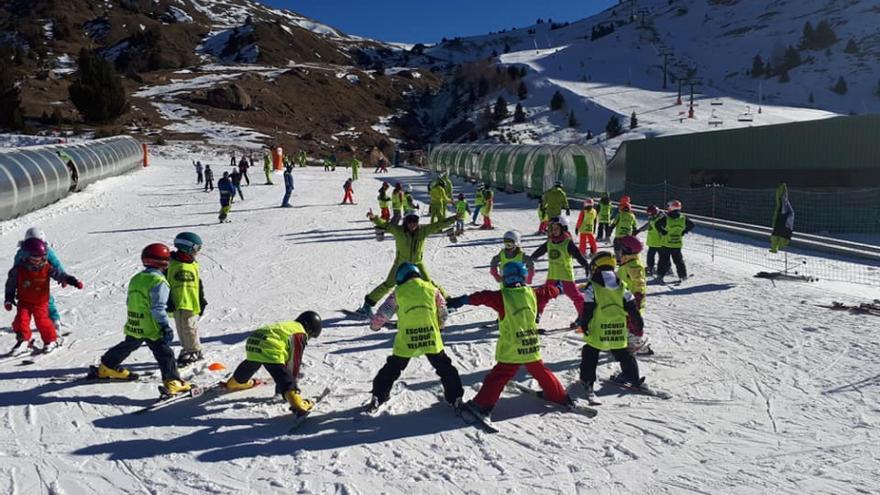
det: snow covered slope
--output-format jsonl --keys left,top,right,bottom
{"left": 0, "top": 144, "right": 876, "bottom": 493}
{"left": 427, "top": 0, "right": 878, "bottom": 151}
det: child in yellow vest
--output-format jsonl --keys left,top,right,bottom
{"left": 575, "top": 199, "right": 598, "bottom": 255}
{"left": 167, "top": 232, "right": 208, "bottom": 367}
{"left": 616, "top": 236, "right": 651, "bottom": 355}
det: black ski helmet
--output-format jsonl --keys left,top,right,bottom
{"left": 296, "top": 311, "right": 322, "bottom": 339}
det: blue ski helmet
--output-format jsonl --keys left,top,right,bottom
{"left": 502, "top": 261, "right": 528, "bottom": 286}
{"left": 174, "top": 232, "right": 203, "bottom": 254}
{"left": 395, "top": 263, "right": 422, "bottom": 285}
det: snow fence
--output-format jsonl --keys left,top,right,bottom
{"left": 0, "top": 136, "right": 143, "bottom": 221}
{"left": 428, "top": 143, "right": 611, "bottom": 197}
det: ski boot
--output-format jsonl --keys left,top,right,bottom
{"left": 224, "top": 376, "right": 257, "bottom": 391}
{"left": 610, "top": 372, "right": 645, "bottom": 388}
{"left": 161, "top": 379, "right": 194, "bottom": 396}
{"left": 462, "top": 399, "right": 492, "bottom": 422}
{"left": 177, "top": 350, "right": 204, "bottom": 368}
{"left": 285, "top": 390, "right": 314, "bottom": 414}
{"left": 355, "top": 302, "right": 374, "bottom": 318}
{"left": 6, "top": 337, "right": 33, "bottom": 356}
{"left": 91, "top": 363, "right": 133, "bottom": 380}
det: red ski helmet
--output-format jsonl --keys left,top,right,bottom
{"left": 142, "top": 243, "right": 171, "bottom": 269}
{"left": 21, "top": 238, "right": 48, "bottom": 258}
{"left": 618, "top": 236, "right": 643, "bottom": 255}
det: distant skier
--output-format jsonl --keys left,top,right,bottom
{"left": 471, "top": 184, "right": 485, "bottom": 225}
{"left": 454, "top": 193, "right": 470, "bottom": 236}
{"left": 224, "top": 312, "right": 323, "bottom": 415}
{"left": 576, "top": 251, "right": 645, "bottom": 395}
{"left": 357, "top": 210, "right": 456, "bottom": 317}
{"left": 542, "top": 181, "right": 570, "bottom": 219}
{"left": 193, "top": 160, "right": 203, "bottom": 185}
{"left": 167, "top": 232, "right": 208, "bottom": 367}
{"left": 350, "top": 157, "right": 360, "bottom": 181}
{"left": 575, "top": 199, "right": 598, "bottom": 255}
{"left": 281, "top": 165, "right": 294, "bottom": 207}
{"left": 88, "top": 243, "right": 193, "bottom": 396}
{"left": 263, "top": 154, "right": 274, "bottom": 185}
{"left": 403, "top": 185, "right": 418, "bottom": 212}
{"left": 341, "top": 178, "right": 355, "bottom": 205}
{"left": 489, "top": 230, "right": 534, "bottom": 286}
{"left": 529, "top": 216, "right": 590, "bottom": 327}
{"left": 5, "top": 238, "right": 83, "bottom": 354}
{"left": 374, "top": 156, "right": 388, "bottom": 174}
{"left": 377, "top": 182, "right": 391, "bottom": 221}
{"left": 230, "top": 168, "right": 244, "bottom": 201}
{"left": 480, "top": 188, "right": 494, "bottom": 230}
{"left": 203, "top": 165, "right": 214, "bottom": 192}
{"left": 611, "top": 197, "right": 637, "bottom": 258}
{"left": 296, "top": 150, "right": 308, "bottom": 168}
{"left": 13, "top": 228, "right": 65, "bottom": 330}
{"left": 429, "top": 178, "right": 451, "bottom": 224}
{"left": 237, "top": 156, "right": 250, "bottom": 185}
{"left": 597, "top": 193, "right": 613, "bottom": 242}
{"left": 536, "top": 198, "right": 548, "bottom": 234}
{"left": 654, "top": 200, "right": 695, "bottom": 283}
{"left": 446, "top": 261, "right": 568, "bottom": 420}
{"left": 217, "top": 171, "right": 235, "bottom": 222}
{"left": 366, "top": 263, "right": 463, "bottom": 412}
{"left": 636, "top": 205, "right": 664, "bottom": 275}
{"left": 389, "top": 182, "right": 405, "bottom": 225}
{"left": 615, "top": 236, "right": 650, "bottom": 355}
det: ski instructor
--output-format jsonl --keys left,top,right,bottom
{"left": 356, "top": 209, "right": 456, "bottom": 317}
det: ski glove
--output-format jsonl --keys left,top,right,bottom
{"left": 4, "top": 301, "right": 12, "bottom": 311}
{"left": 445, "top": 296, "right": 468, "bottom": 310}
{"left": 65, "top": 276, "right": 84, "bottom": 289}
{"left": 160, "top": 324, "right": 174, "bottom": 344}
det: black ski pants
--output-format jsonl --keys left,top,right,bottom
{"left": 646, "top": 246, "right": 659, "bottom": 271}
{"left": 372, "top": 351, "right": 463, "bottom": 404}
{"left": 232, "top": 359, "right": 295, "bottom": 395}
{"left": 204, "top": 179, "right": 214, "bottom": 191}
{"left": 657, "top": 247, "right": 687, "bottom": 279}
{"left": 598, "top": 223, "right": 613, "bottom": 241}
{"left": 579, "top": 344, "right": 639, "bottom": 386}
{"left": 101, "top": 335, "right": 180, "bottom": 382}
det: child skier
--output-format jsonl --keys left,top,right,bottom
{"left": 616, "top": 236, "right": 651, "bottom": 355}
{"left": 14, "top": 228, "right": 65, "bottom": 329}
{"left": 576, "top": 251, "right": 645, "bottom": 395}
{"left": 611, "top": 197, "right": 637, "bottom": 259}
{"left": 429, "top": 178, "right": 451, "bottom": 224}
{"left": 390, "top": 183, "right": 405, "bottom": 225}
{"left": 471, "top": 184, "right": 485, "bottom": 225}
{"left": 575, "top": 199, "right": 598, "bottom": 255}
{"left": 341, "top": 178, "right": 355, "bottom": 205}
{"left": 263, "top": 154, "right": 274, "bottom": 185}
{"left": 89, "top": 243, "right": 193, "bottom": 395}
{"left": 217, "top": 171, "right": 235, "bottom": 222}
{"left": 377, "top": 182, "right": 392, "bottom": 221}
{"left": 366, "top": 263, "right": 463, "bottom": 411}
{"left": 203, "top": 164, "right": 214, "bottom": 192}
{"left": 655, "top": 200, "right": 695, "bottom": 283}
{"left": 454, "top": 193, "right": 469, "bottom": 236}
{"left": 637, "top": 205, "right": 664, "bottom": 275}
{"left": 168, "top": 232, "right": 208, "bottom": 367}
{"left": 5, "top": 238, "right": 83, "bottom": 354}
{"left": 480, "top": 188, "right": 494, "bottom": 230}
{"left": 529, "top": 216, "right": 590, "bottom": 326}
{"left": 404, "top": 185, "right": 418, "bottom": 211}
{"left": 537, "top": 199, "right": 548, "bottom": 234}
{"left": 225, "top": 312, "right": 323, "bottom": 414}
{"left": 350, "top": 157, "right": 360, "bottom": 181}
{"left": 281, "top": 165, "right": 294, "bottom": 207}
{"left": 597, "top": 193, "right": 613, "bottom": 242}
{"left": 446, "top": 262, "right": 568, "bottom": 419}
{"left": 489, "top": 230, "right": 534, "bottom": 286}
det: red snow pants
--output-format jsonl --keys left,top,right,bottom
{"left": 13, "top": 302, "right": 57, "bottom": 344}
{"left": 342, "top": 190, "right": 354, "bottom": 204}
{"left": 380, "top": 207, "right": 390, "bottom": 221}
{"left": 537, "top": 280, "right": 584, "bottom": 316}
{"left": 579, "top": 233, "right": 597, "bottom": 255}
{"left": 473, "top": 361, "right": 567, "bottom": 410}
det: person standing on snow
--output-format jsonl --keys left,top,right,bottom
{"left": 167, "top": 232, "right": 208, "bottom": 367}
{"left": 611, "top": 197, "right": 637, "bottom": 259}
{"left": 193, "top": 161, "right": 203, "bottom": 185}
{"left": 654, "top": 200, "right": 694, "bottom": 283}
{"left": 5, "top": 238, "right": 83, "bottom": 354}
{"left": 542, "top": 180, "right": 570, "bottom": 219}
{"left": 230, "top": 168, "right": 244, "bottom": 201}
{"left": 13, "top": 228, "right": 66, "bottom": 331}
{"left": 597, "top": 193, "right": 613, "bottom": 242}
{"left": 615, "top": 236, "right": 651, "bottom": 355}
{"left": 263, "top": 154, "right": 274, "bottom": 185}
{"left": 281, "top": 165, "right": 295, "bottom": 208}
{"left": 357, "top": 210, "right": 456, "bottom": 317}
{"left": 489, "top": 230, "right": 534, "bottom": 286}
{"left": 537, "top": 198, "right": 549, "bottom": 234}
{"left": 529, "top": 216, "right": 590, "bottom": 327}
{"left": 203, "top": 165, "right": 214, "bottom": 192}
{"left": 88, "top": 244, "right": 193, "bottom": 396}
{"left": 429, "top": 178, "right": 452, "bottom": 224}
{"left": 350, "top": 156, "right": 361, "bottom": 181}
{"left": 341, "top": 178, "right": 355, "bottom": 205}
{"left": 480, "top": 188, "right": 494, "bottom": 230}
{"left": 575, "top": 199, "right": 598, "bottom": 255}
{"left": 471, "top": 184, "right": 485, "bottom": 225}
{"left": 389, "top": 183, "right": 405, "bottom": 226}
{"left": 576, "top": 251, "right": 645, "bottom": 397}
{"left": 224, "top": 312, "right": 322, "bottom": 415}
{"left": 237, "top": 156, "right": 250, "bottom": 186}
{"left": 446, "top": 261, "right": 568, "bottom": 420}
{"left": 403, "top": 185, "right": 418, "bottom": 212}
{"left": 377, "top": 182, "right": 392, "bottom": 221}
{"left": 454, "top": 193, "right": 470, "bottom": 236}
{"left": 366, "top": 263, "right": 464, "bottom": 411}
{"left": 217, "top": 172, "right": 235, "bottom": 222}
{"left": 636, "top": 205, "right": 664, "bottom": 275}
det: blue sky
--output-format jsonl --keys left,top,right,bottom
{"left": 263, "top": 1, "right": 618, "bottom": 44}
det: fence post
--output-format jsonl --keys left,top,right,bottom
{"left": 663, "top": 180, "right": 668, "bottom": 206}
{"left": 711, "top": 184, "right": 716, "bottom": 263}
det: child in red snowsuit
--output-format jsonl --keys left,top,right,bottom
{"left": 4, "top": 238, "right": 82, "bottom": 351}
{"left": 342, "top": 178, "right": 355, "bottom": 204}
{"left": 446, "top": 262, "right": 569, "bottom": 417}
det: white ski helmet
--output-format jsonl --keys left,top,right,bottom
{"left": 549, "top": 216, "right": 569, "bottom": 231}
{"left": 405, "top": 184, "right": 413, "bottom": 193}
{"left": 24, "top": 227, "right": 45, "bottom": 241}
{"left": 502, "top": 230, "right": 522, "bottom": 247}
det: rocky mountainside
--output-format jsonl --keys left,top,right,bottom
{"left": 0, "top": 0, "right": 442, "bottom": 156}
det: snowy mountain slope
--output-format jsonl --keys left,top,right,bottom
{"left": 426, "top": 0, "right": 878, "bottom": 150}
{"left": 0, "top": 144, "right": 877, "bottom": 493}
